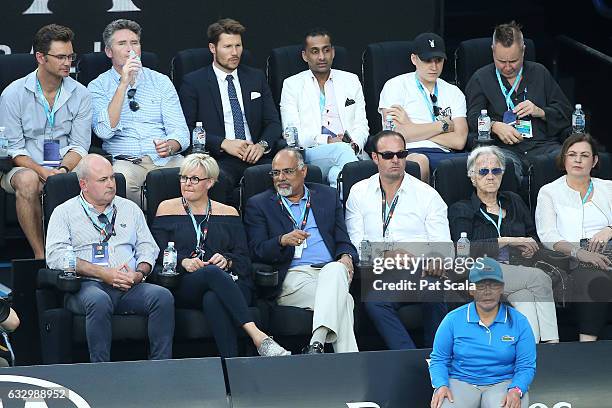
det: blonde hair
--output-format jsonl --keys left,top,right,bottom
{"left": 180, "top": 153, "right": 220, "bottom": 181}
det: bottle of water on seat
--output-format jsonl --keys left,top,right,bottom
{"left": 192, "top": 122, "right": 207, "bottom": 153}
{"left": 456, "top": 232, "right": 470, "bottom": 259}
{"left": 63, "top": 245, "right": 77, "bottom": 277}
{"left": 0, "top": 127, "right": 8, "bottom": 159}
{"left": 384, "top": 114, "right": 395, "bottom": 131}
{"left": 572, "top": 104, "right": 585, "bottom": 133}
{"left": 162, "top": 242, "right": 177, "bottom": 275}
{"left": 477, "top": 109, "right": 491, "bottom": 141}
{"left": 283, "top": 126, "right": 298, "bottom": 148}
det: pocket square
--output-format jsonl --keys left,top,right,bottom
{"left": 345, "top": 98, "right": 355, "bottom": 107}
{"left": 251, "top": 91, "right": 261, "bottom": 100}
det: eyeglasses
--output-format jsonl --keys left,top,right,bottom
{"left": 430, "top": 93, "right": 441, "bottom": 117}
{"left": 179, "top": 175, "right": 209, "bottom": 185}
{"left": 269, "top": 167, "right": 301, "bottom": 178}
{"left": 477, "top": 167, "right": 504, "bottom": 176}
{"left": 127, "top": 88, "right": 140, "bottom": 112}
{"left": 46, "top": 53, "right": 77, "bottom": 62}
{"left": 375, "top": 150, "right": 410, "bottom": 160}
{"left": 475, "top": 281, "right": 504, "bottom": 291}
{"left": 566, "top": 152, "right": 592, "bottom": 160}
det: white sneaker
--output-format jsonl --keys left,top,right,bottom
{"left": 257, "top": 337, "right": 291, "bottom": 357}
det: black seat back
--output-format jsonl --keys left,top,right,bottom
{"left": 170, "top": 48, "right": 254, "bottom": 89}
{"left": 267, "top": 44, "right": 350, "bottom": 107}
{"left": 76, "top": 51, "right": 159, "bottom": 86}
{"left": 455, "top": 37, "right": 536, "bottom": 91}
{"left": 0, "top": 53, "right": 38, "bottom": 93}
{"left": 341, "top": 160, "right": 421, "bottom": 205}
{"left": 362, "top": 41, "right": 415, "bottom": 134}
{"left": 240, "top": 164, "right": 323, "bottom": 213}
{"left": 433, "top": 156, "right": 518, "bottom": 206}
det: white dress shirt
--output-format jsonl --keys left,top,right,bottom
{"left": 212, "top": 64, "right": 252, "bottom": 142}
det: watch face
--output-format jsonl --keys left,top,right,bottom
{"left": 442, "top": 122, "right": 449, "bottom": 132}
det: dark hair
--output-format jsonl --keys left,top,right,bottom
{"left": 371, "top": 130, "right": 406, "bottom": 152}
{"left": 207, "top": 18, "right": 245, "bottom": 46}
{"left": 33, "top": 24, "right": 74, "bottom": 55}
{"left": 556, "top": 133, "right": 600, "bottom": 171}
{"left": 303, "top": 27, "right": 332, "bottom": 50}
{"left": 493, "top": 21, "right": 524, "bottom": 48}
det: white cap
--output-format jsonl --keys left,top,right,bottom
{"left": 480, "top": 109, "right": 487, "bottom": 115}
{"left": 196, "top": 121, "right": 203, "bottom": 127}
{"left": 575, "top": 104, "right": 582, "bottom": 109}
{"left": 460, "top": 232, "right": 467, "bottom": 238}
{"left": 168, "top": 241, "right": 175, "bottom": 247}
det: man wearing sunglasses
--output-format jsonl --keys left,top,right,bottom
{"left": 88, "top": 19, "right": 190, "bottom": 205}
{"left": 346, "top": 131, "right": 451, "bottom": 350}
{"left": 465, "top": 21, "right": 572, "bottom": 183}
{"left": 279, "top": 28, "right": 369, "bottom": 187}
{"left": 0, "top": 24, "right": 92, "bottom": 259}
{"left": 244, "top": 148, "right": 359, "bottom": 354}
{"left": 379, "top": 33, "right": 468, "bottom": 183}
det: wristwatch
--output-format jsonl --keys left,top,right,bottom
{"left": 440, "top": 120, "right": 450, "bottom": 133}
{"left": 58, "top": 165, "right": 70, "bottom": 173}
{"left": 257, "top": 140, "right": 271, "bottom": 154}
{"left": 136, "top": 268, "right": 149, "bottom": 282}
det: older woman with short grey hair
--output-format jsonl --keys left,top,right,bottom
{"left": 448, "top": 145, "right": 558, "bottom": 343}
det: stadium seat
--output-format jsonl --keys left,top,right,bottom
{"left": 362, "top": 41, "right": 415, "bottom": 135}
{"left": 454, "top": 37, "right": 536, "bottom": 92}
{"left": 170, "top": 47, "right": 254, "bottom": 90}
{"left": 0, "top": 53, "right": 37, "bottom": 93}
{"left": 267, "top": 44, "right": 350, "bottom": 107}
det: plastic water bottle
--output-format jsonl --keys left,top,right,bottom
{"left": 283, "top": 126, "right": 298, "bottom": 148}
{"left": 572, "top": 104, "right": 585, "bottom": 133}
{"left": 384, "top": 114, "right": 395, "bottom": 131}
{"left": 360, "top": 239, "right": 372, "bottom": 266}
{"left": 477, "top": 109, "right": 491, "bottom": 141}
{"left": 129, "top": 50, "right": 144, "bottom": 86}
{"left": 192, "top": 122, "right": 206, "bottom": 153}
{"left": 456, "top": 232, "right": 470, "bottom": 259}
{"left": 0, "top": 127, "right": 8, "bottom": 158}
{"left": 162, "top": 242, "right": 177, "bottom": 275}
{"left": 63, "top": 245, "right": 77, "bottom": 277}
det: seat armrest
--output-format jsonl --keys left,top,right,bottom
{"left": 37, "top": 268, "right": 81, "bottom": 293}
{"left": 0, "top": 157, "right": 12, "bottom": 173}
{"left": 252, "top": 263, "right": 279, "bottom": 287}
{"left": 150, "top": 265, "right": 180, "bottom": 289}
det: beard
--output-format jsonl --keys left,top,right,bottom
{"left": 276, "top": 185, "right": 293, "bottom": 197}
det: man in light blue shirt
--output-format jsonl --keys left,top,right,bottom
{"left": 88, "top": 19, "right": 189, "bottom": 205}
{"left": 0, "top": 24, "right": 91, "bottom": 259}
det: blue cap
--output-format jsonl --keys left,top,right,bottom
{"left": 469, "top": 257, "right": 504, "bottom": 283}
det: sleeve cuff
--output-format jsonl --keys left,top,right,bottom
{"left": 97, "top": 109, "right": 122, "bottom": 133}
{"left": 8, "top": 149, "right": 30, "bottom": 159}
{"left": 60, "top": 145, "right": 88, "bottom": 158}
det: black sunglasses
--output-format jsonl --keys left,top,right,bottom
{"left": 430, "top": 93, "right": 441, "bottom": 117}
{"left": 127, "top": 88, "right": 139, "bottom": 112}
{"left": 375, "top": 150, "right": 410, "bottom": 160}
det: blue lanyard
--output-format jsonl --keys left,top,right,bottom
{"left": 495, "top": 67, "right": 523, "bottom": 111}
{"left": 319, "top": 91, "right": 326, "bottom": 114}
{"left": 36, "top": 76, "right": 62, "bottom": 130}
{"left": 479, "top": 202, "right": 503, "bottom": 238}
{"left": 582, "top": 180, "right": 593, "bottom": 205}
{"left": 280, "top": 189, "right": 310, "bottom": 230}
{"left": 78, "top": 195, "right": 116, "bottom": 242}
{"left": 415, "top": 76, "right": 439, "bottom": 122}
{"left": 182, "top": 197, "right": 211, "bottom": 253}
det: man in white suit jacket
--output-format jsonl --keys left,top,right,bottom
{"left": 280, "top": 28, "right": 369, "bottom": 188}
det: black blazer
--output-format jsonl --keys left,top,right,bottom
{"left": 243, "top": 183, "right": 358, "bottom": 294}
{"left": 179, "top": 64, "right": 283, "bottom": 157}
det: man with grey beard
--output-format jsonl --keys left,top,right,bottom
{"left": 244, "top": 148, "right": 359, "bottom": 354}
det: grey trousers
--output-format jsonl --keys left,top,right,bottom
{"left": 441, "top": 379, "right": 529, "bottom": 408}
{"left": 66, "top": 280, "right": 175, "bottom": 362}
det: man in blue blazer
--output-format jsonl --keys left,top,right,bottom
{"left": 244, "top": 148, "right": 359, "bottom": 354}
{"left": 179, "top": 18, "right": 283, "bottom": 189}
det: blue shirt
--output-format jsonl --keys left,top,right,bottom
{"left": 88, "top": 67, "right": 189, "bottom": 166}
{"left": 285, "top": 187, "right": 333, "bottom": 268}
{"left": 429, "top": 302, "right": 536, "bottom": 393}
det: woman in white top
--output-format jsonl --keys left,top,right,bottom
{"left": 536, "top": 133, "right": 612, "bottom": 341}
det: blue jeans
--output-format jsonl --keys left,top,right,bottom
{"left": 66, "top": 280, "right": 174, "bottom": 362}
{"left": 305, "top": 143, "right": 358, "bottom": 188}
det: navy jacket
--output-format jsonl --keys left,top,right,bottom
{"left": 244, "top": 183, "right": 358, "bottom": 293}
{"left": 179, "top": 64, "right": 283, "bottom": 157}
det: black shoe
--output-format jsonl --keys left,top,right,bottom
{"left": 301, "top": 341, "right": 324, "bottom": 354}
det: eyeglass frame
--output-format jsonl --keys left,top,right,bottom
{"left": 474, "top": 281, "right": 504, "bottom": 291}
{"left": 45, "top": 53, "right": 78, "bottom": 63}
{"left": 476, "top": 167, "right": 504, "bottom": 177}
{"left": 374, "top": 150, "right": 410, "bottom": 160}
{"left": 269, "top": 166, "right": 303, "bottom": 178}
{"left": 127, "top": 88, "right": 140, "bottom": 112}
{"left": 179, "top": 175, "right": 210, "bottom": 185}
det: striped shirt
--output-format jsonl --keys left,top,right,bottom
{"left": 45, "top": 193, "right": 159, "bottom": 278}
{"left": 88, "top": 67, "right": 190, "bottom": 166}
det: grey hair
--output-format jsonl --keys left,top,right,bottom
{"left": 180, "top": 153, "right": 220, "bottom": 181}
{"left": 74, "top": 153, "right": 109, "bottom": 181}
{"left": 102, "top": 19, "right": 141, "bottom": 48}
{"left": 277, "top": 148, "right": 305, "bottom": 168}
{"left": 466, "top": 146, "right": 506, "bottom": 177}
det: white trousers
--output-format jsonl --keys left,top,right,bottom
{"left": 277, "top": 262, "right": 358, "bottom": 352}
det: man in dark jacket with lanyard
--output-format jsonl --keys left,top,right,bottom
{"left": 244, "top": 148, "right": 359, "bottom": 353}
{"left": 465, "top": 21, "right": 572, "bottom": 182}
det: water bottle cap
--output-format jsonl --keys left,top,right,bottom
{"left": 480, "top": 109, "right": 487, "bottom": 115}
{"left": 168, "top": 241, "right": 175, "bottom": 247}
{"left": 575, "top": 104, "right": 581, "bottom": 109}
{"left": 460, "top": 232, "right": 467, "bottom": 238}
{"left": 385, "top": 114, "right": 393, "bottom": 121}
{"left": 196, "top": 121, "right": 203, "bottom": 127}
